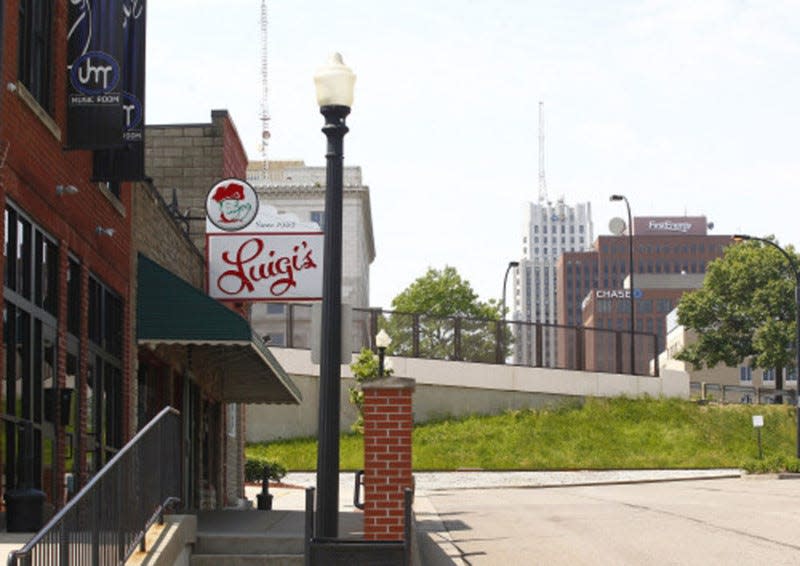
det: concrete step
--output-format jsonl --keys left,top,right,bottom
{"left": 191, "top": 554, "right": 303, "bottom": 566}
{"left": 194, "top": 533, "right": 304, "bottom": 555}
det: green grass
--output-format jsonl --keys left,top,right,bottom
{"left": 246, "top": 397, "right": 800, "bottom": 472}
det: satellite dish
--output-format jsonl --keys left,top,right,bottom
{"left": 609, "top": 217, "right": 626, "bottom": 236}
{"left": 707, "top": 221, "right": 715, "bottom": 230}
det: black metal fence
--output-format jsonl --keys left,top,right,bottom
{"left": 7, "top": 406, "right": 182, "bottom": 566}
{"left": 259, "top": 304, "right": 660, "bottom": 376}
{"left": 690, "top": 382, "right": 798, "bottom": 405}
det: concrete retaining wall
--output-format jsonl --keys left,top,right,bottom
{"left": 246, "top": 349, "right": 690, "bottom": 443}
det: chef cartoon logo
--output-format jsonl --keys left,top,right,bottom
{"left": 206, "top": 178, "right": 259, "bottom": 231}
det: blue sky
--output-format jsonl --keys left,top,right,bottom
{"left": 147, "top": 1, "right": 800, "bottom": 308}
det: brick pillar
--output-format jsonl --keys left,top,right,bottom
{"left": 362, "top": 377, "right": 414, "bottom": 541}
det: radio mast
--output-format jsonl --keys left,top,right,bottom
{"left": 260, "top": 0, "right": 271, "bottom": 175}
{"left": 538, "top": 101, "right": 546, "bottom": 203}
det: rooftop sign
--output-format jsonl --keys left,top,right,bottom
{"left": 633, "top": 216, "right": 707, "bottom": 236}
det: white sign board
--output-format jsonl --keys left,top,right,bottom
{"left": 752, "top": 415, "right": 764, "bottom": 428}
{"left": 205, "top": 189, "right": 325, "bottom": 302}
{"left": 207, "top": 232, "right": 324, "bottom": 301}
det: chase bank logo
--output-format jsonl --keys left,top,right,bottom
{"left": 70, "top": 51, "right": 121, "bottom": 96}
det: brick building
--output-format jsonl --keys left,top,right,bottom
{"left": 145, "top": 110, "right": 249, "bottom": 255}
{"left": 556, "top": 216, "right": 731, "bottom": 374}
{"left": 0, "top": 4, "right": 299, "bottom": 527}
{"left": 1, "top": 0, "right": 133, "bottom": 514}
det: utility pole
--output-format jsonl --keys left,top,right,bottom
{"left": 260, "top": 0, "right": 271, "bottom": 177}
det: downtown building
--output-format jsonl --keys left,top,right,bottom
{"left": 513, "top": 198, "right": 594, "bottom": 366}
{"left": 246, "top": 160, "right": 376, "bottom": 352}
{"left": 0, "top": 0, "right": 301, "bottom": 527}
{"left": 556, "top": 216, "right": 731, "bottom": 374}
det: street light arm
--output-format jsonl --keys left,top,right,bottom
{"left": 734, "top": 235, "right": 800, "bottom": 279}
{"left": 501, "top": 261, "right": 519, "bottom": 321}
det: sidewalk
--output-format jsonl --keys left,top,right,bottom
{"left": 1, "top": 469, "right": 743, "bottom": 565}
{"left": 257, "top": 469, "right": 743, "bottom": 565}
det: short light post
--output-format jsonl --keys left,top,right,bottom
{"left": 610, "top": 194, "right": 636, "bottom": 375}
{"left": 376, "top": 330, "right": 392, "bottom": 377}
{"left": 498, "top": 261, "right": 519, "bottom": 364}
{"left": 733, "top": 234, "right": 800, "bottom": 457}
{"left": 313, "top": 53, "right": 356, "bottom": 539}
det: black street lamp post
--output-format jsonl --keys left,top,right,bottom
{"left": 733, "top": 234, "right": 800, "bottom": 456}
{"left": 610, "top": 195, "right": 636, "bottom": 375}
{"left": 499, "top": 261, "right": 519, "bottom": 364}
{"left": 314, "top": 53, "right": 356, "bottom": 539}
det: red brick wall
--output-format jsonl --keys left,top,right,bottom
{"left": 217, "top": 110, "right": 248, "bottom": 179}
{"left": 362, "top": 378, "right": 415, "bottom": 540}
{"left": 1, "top": 0, "right": 134, "bottom": 505}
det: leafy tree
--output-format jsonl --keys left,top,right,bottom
{"left": 677, "top": 238, "right": 798, "bottom": 374}
{"left": 383, "top": 266, "right": 509, "bottom": 363}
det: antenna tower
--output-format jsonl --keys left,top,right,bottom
{"left": 260, "top": 0, "right": 271, "bottom": 175}
{"left": 538, "top": 101, "right": 547, "bottom": 203}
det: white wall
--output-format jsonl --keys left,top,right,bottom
{"left": 246, "top": 349, "right": 690, "bottom": 443}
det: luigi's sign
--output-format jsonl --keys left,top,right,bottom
{"left": 205, "top": 178, "right": 324, "bottom": 302}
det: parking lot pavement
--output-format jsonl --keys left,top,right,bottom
{"left": 261, "top": 470, "right": 745, "bottom": 565}
{"left": 418, "top": 474, "right": 800, "bottom": 565}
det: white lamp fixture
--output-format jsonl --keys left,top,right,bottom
{"left": 96, "top": 226, "right": 115, "bottom": 237}
{"left": 313, "top": 53, "right": 356, "bottom": 108}
{"left": 375, "top": 329, "right": 392, "bottom": 349}
{"left": 56, "top": 184, "right": 79, "bottom": 196}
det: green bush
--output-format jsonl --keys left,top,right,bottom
{"left": 741, "top": 456, "right": 800, "bottom": 474}
{"left": 245, "top": 458, "right": 287, "bottom": 483}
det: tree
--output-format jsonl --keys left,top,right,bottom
{"left": 676, "top": 238, "right": 798, "bottom": 374}
{"left": 383, "top": 266, "right": 508, "bottom": 363}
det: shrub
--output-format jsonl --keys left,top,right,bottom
{"left": 741, "top": 456, "right": 800, "bottom": 474}
{"left": 348, "top": 347, "right": 393, "bottom": 433}
{"left": 245, "top": 458, "right": 287, "bottom": 483}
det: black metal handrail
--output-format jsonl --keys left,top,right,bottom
{"left": 7, "top": 406, "right": 182, "bottom": 566}
{"left": 262, "top": 303, "right": 661, "bottom": 376}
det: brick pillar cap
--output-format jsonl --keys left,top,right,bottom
{"left": 362, "top": 376, "right": 416, "bottom": 391}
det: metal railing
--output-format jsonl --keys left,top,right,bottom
{"left": 690, "top": 382, "right": 799, "bottom": 405}
{"left": 259, "top": 304, "right": 661, "bottom": 376}
{"left": 8, "top": 406, "right": 182, "bottom": 566}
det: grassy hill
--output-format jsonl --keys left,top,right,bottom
{"left": 246, "top": 397, "right": 800, "bottom": 473}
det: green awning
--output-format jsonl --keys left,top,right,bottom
{"left": 136, "top": 254, "right": 301, "bottom": 404}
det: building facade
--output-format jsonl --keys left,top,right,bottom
{"left": 1, "top": 0, "right": 133, "bottom": 515}
{"left": 556, "top": 216, "right": 731, "bottom": 374}
{"left": 514, "top": 198, "right": 594, "bottom": 366}
{"left": 247, "top": 160, "right": 376, "bottom": 350}
{"left": 660, "top": 309, "right": 797, "bottom": 402}
{"left": 0, "top": 0, "right": 300, "bottom": 527}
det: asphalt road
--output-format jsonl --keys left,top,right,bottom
{"left": 416, "top": 476, "right": 800, "bottom": 565}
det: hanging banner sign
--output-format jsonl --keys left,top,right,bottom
{"left": 205, "top": 179, "right": 324, "bottom": 301}
{"left": 93, "top": 0, "right": 147, "bottom": 181}
{"left": 66, "top": 0, "right": 125, "bottom": 149}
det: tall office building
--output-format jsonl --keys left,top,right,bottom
{"left": 556, "top": 215, "right": 730, "bottom": 374}
{"left": 514, "top": 197, "right": 594, "bottom": 366}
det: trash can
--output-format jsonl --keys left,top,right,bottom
{"left": 5, "top": 488, "right": 46, "bottom": 532}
